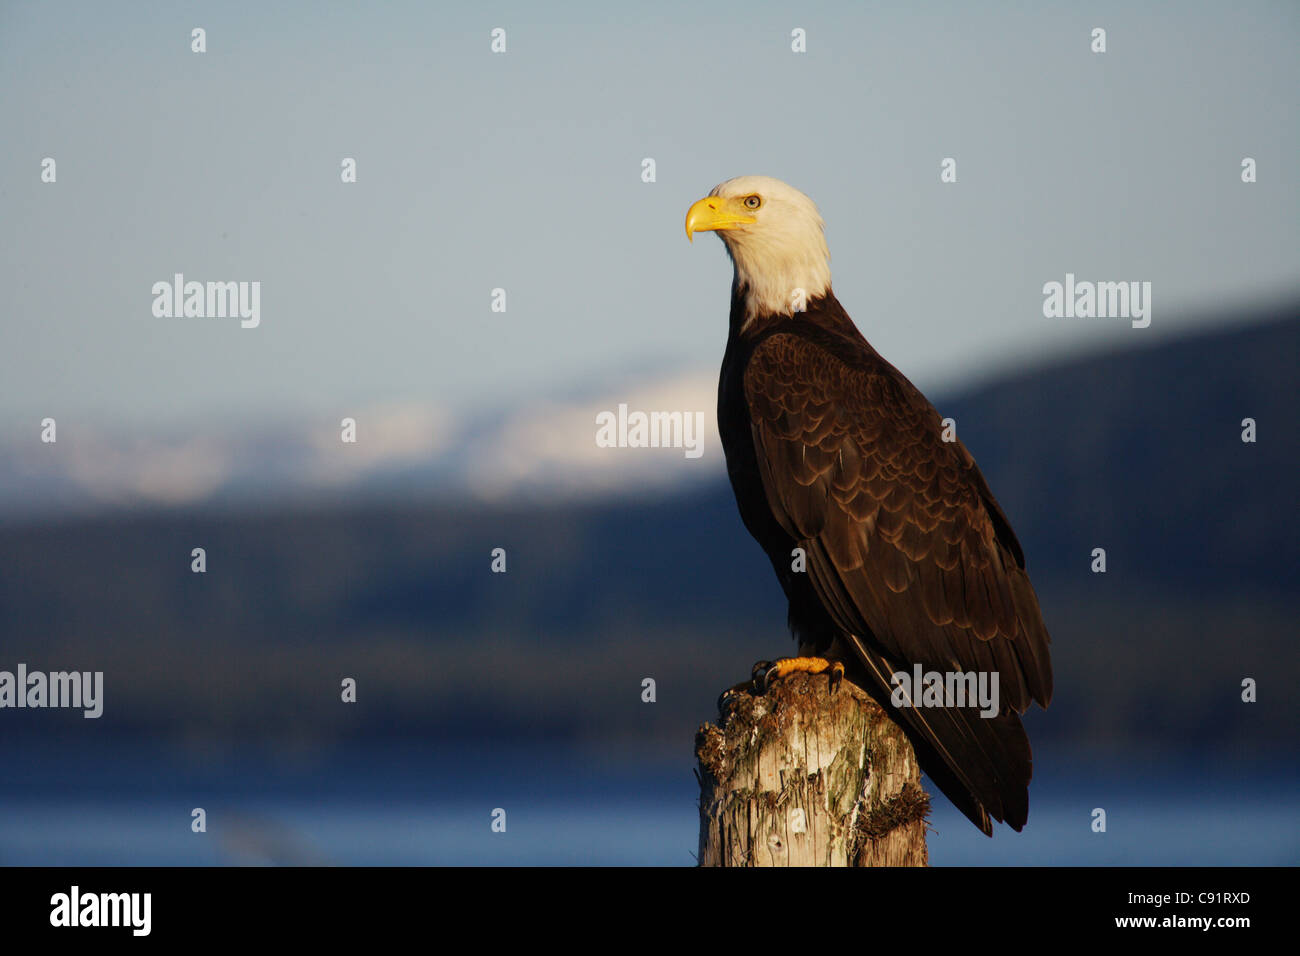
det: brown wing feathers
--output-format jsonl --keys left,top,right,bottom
{"left": 743, "top": 330, "right": 1052, "bottom": 831}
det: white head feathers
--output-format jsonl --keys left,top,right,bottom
{"left": 706, "top": 175, "right": 832, "bottom": 321}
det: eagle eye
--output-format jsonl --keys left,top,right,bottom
{"left": 743, "top": 195, "right": 761, "bottom": 209}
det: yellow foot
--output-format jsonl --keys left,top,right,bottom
{"left": 752, "top": 657, "right": 844, "bottom": 696}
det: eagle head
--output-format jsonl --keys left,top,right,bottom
{"left": 685, "top": 175, "right": 832, "bottom": 321}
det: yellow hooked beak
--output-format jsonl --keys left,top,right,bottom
{"left": 684, "top": 196, "right": 757, "bottom": 241}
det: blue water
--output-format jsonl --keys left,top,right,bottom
{"left": 1, "top": 742, "right": 1294, "bottom": 865}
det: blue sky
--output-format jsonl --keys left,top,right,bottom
{"left": 2, "top": 0, "right": 1297, "bottom": 431}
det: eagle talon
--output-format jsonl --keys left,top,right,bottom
{"left": 750, "top": 656, "right": 844, "bottom": 696}
{"left": 828, "top": 661, "right": 844, "bottom": 695}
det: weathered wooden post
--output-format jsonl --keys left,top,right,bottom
{"left": 696, "top": 672, "right": 929, "bottom": 866}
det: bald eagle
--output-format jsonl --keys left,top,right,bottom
{"left": 687, "top": 176, "right": 1053, "bottom": 835}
